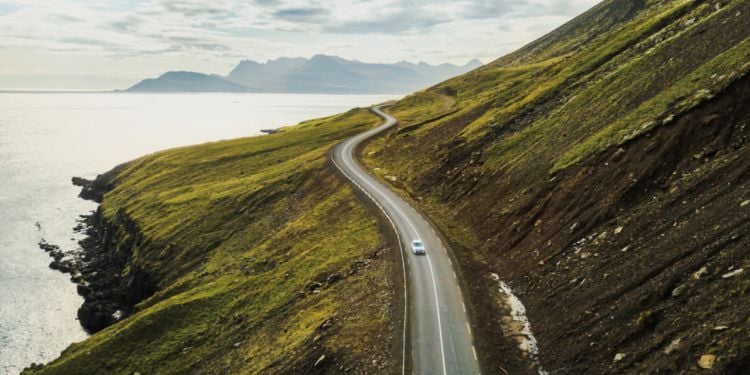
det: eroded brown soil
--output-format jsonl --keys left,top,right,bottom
{"left": 366, "top": 70, "right": 750, "bottom": 374}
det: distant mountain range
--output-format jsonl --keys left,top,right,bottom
{"left": 126, "top": 55, "right": 483, "bottom": 94}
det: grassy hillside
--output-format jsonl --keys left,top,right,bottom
{"left": 25, "top": 109, "right": 401, "bottom": 374}
{"left": 23, "top": 0, "right": 750, "bottom": 373}
{"left": 363, "top": 0, "right": 750, "bottom": 373}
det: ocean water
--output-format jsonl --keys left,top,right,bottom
{"left": 0, "top": 92, "right": 399, "bottom": 374}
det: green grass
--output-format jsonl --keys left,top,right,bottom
{"left": 554, "top": 36, "right": 750, "bottom": 171}
{"left": 368, "top": 0, "right": 749, "bottom": 178}
{"left": 361, "top": 0, "right": 750, "bottom": 266}
{"left": 357, "top": 3, "right": 750, "bottom": 371}
{"left": 24, "top": 0, "right": 750, "bottom": 372}
{"left": 26, "top": 108, "right": 397, "bottom": 374}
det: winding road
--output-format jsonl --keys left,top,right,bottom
{"left": 331, "top": 105, "right": 481, "bottom": 375}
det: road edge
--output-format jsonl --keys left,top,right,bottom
{"left": 347, "top": 105, "right": 489, "bottom": 374}
{"left": 327, "top": 105, "right": 411, "bottom": 375}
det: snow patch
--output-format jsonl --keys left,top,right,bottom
{"left": 491, "top": 273, "right": 547, "bottom": 375}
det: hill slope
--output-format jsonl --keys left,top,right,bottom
{"left": 24, "top": 110, "right": 402, "bottom": 374}
{"left": 25, "top": 0, "right": 750, "bottom": 374}
{"left": 127, "top": 71, "right": 247, "bottom": 92}
{"left": 361, "top": 0, "right": 750, "bottom": 373}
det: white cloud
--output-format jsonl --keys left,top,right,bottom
{"left": 0, "top": 0, "right": 602, "bottom": 89}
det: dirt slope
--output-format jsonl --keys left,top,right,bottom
{"left": 362, "top": 0, "right": 750, "bottom": 373}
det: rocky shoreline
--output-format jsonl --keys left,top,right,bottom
{"left": 38, "top": 173, "right": 155, "bottom": 333}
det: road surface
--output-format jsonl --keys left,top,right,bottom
{"left": 331, "top": 105, "right": 481, "bottom": 374}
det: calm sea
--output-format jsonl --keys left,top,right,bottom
{"left": 0, "top": 92, "right": 399, "bottom": 374}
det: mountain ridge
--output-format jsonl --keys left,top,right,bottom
{"left": 126, "top": 71, "right": 247, "bottom": 93}
{"left": 126, "top": 56, "right": 483, "bottom": 94}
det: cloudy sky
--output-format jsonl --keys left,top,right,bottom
{"left": 0, "top": 0, "right": 601, "bottom": 89}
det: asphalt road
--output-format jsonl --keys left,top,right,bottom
{"left": 331, "top": 105, "right": 481, "bottom": 375}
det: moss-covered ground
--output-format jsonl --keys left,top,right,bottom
{"left": 26, "top": 109, "right": 400, "bottom": 374}
{"left": 362, "top": 0, "right": 750, "bottom": 373}
{"left": 23, "top": 0, "right": 750, "bottom": 373}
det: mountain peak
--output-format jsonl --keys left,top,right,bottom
{"left": 309, "top": 54, "right": 346, "bottom": 63}
{"left": 128, "top": 55, "right": 484, "bottom": 94}
{"left": 158, "top": 71, "right": 205, "bottom": 79}
{"left": 465, "top": 58, "right": 483, "bottom": 67}
{"left": 129, "top": 71, "right": 245, "bottom": 92}
{"left": 239, "top": 59, "right": 259, "bottom": 64}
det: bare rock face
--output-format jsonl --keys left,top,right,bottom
{"left": 70, "top": 209, "right": 156, "bottom": 333}
{"left": 72, "top": 176, "right": 111, "bottom": 203}
{"left": 77, "top": 302, "right": 116, "bottom": 333}
{"left": 698, "top": 354, "right": 716, "bottom": 369}
{"left": 38, "top": 171, "right": 157, "bottom": 334}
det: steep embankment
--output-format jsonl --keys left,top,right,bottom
{"left": 24, "top": 110, "right": 402, "bottom": 374}
{"left": 362, "top": 0, "right": 750, "bottom": 373}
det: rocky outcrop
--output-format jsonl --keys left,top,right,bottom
{"left": 72, "top": 205, "right": 156, "bottom": 333}
{"left": 42, "top": 172, "right": 157, "bottom": 333}
{"left": 72, "top": 174, "right": 114, "bottom": 203}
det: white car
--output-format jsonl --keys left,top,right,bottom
{"left": 411, "top": 240, "right": 426, "bottom": 255}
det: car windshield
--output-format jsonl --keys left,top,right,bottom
{"left": 413, "top": 241, "right": 423, "bottom": 247}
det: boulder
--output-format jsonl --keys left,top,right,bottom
{"left": 692, "top": 266, "right": 709, "bottom": 279}
{"left": 698, "top": 354, "right": 716, "bottom": 369}
{"left": 76, "top": 284, "right": 92, "bottom": 297}
{"left": 721, "top": 269, "right": 744, "bottom": 279}
{"left": 314, "top": 354, "right": 326, "bottom": 367}
{"left": 307, "top": 281, "right": 323, "bottom": 292}
{"left": 671, "top": 284, "right": 687, "bottom": 297}
{"left": 326, "top": 273, "right": 342, "bottom": 284}
{"left": 77, "top": 302, "right": 111, "bottom": 332}
{"left": 319, "top": 318, "right": 334, "bottom": 331}
{"left": 663, "top": 338, "right": 681, "bottom": 354}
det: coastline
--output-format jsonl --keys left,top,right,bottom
{"left": 3, "top": 92, "right": 398, "bottom": 374}
{"left": 21, "top": 107, "right": 401, "bottom": 374}
{"left": 37, "top": 170, "right": 155, "bottom": 334}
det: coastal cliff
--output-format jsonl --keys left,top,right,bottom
{"left": 25, "top": 109, "right": 402, "bottom": 374}
{"left": 25, "top": 0, "right": 750, "bottom": 373}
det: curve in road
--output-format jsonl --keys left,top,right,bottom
{"left": 331, "top": 105, "right": 481, "bottom": 375}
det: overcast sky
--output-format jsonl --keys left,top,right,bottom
{"left": 0, "top": 0, "right": 601, "bottom": 89}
